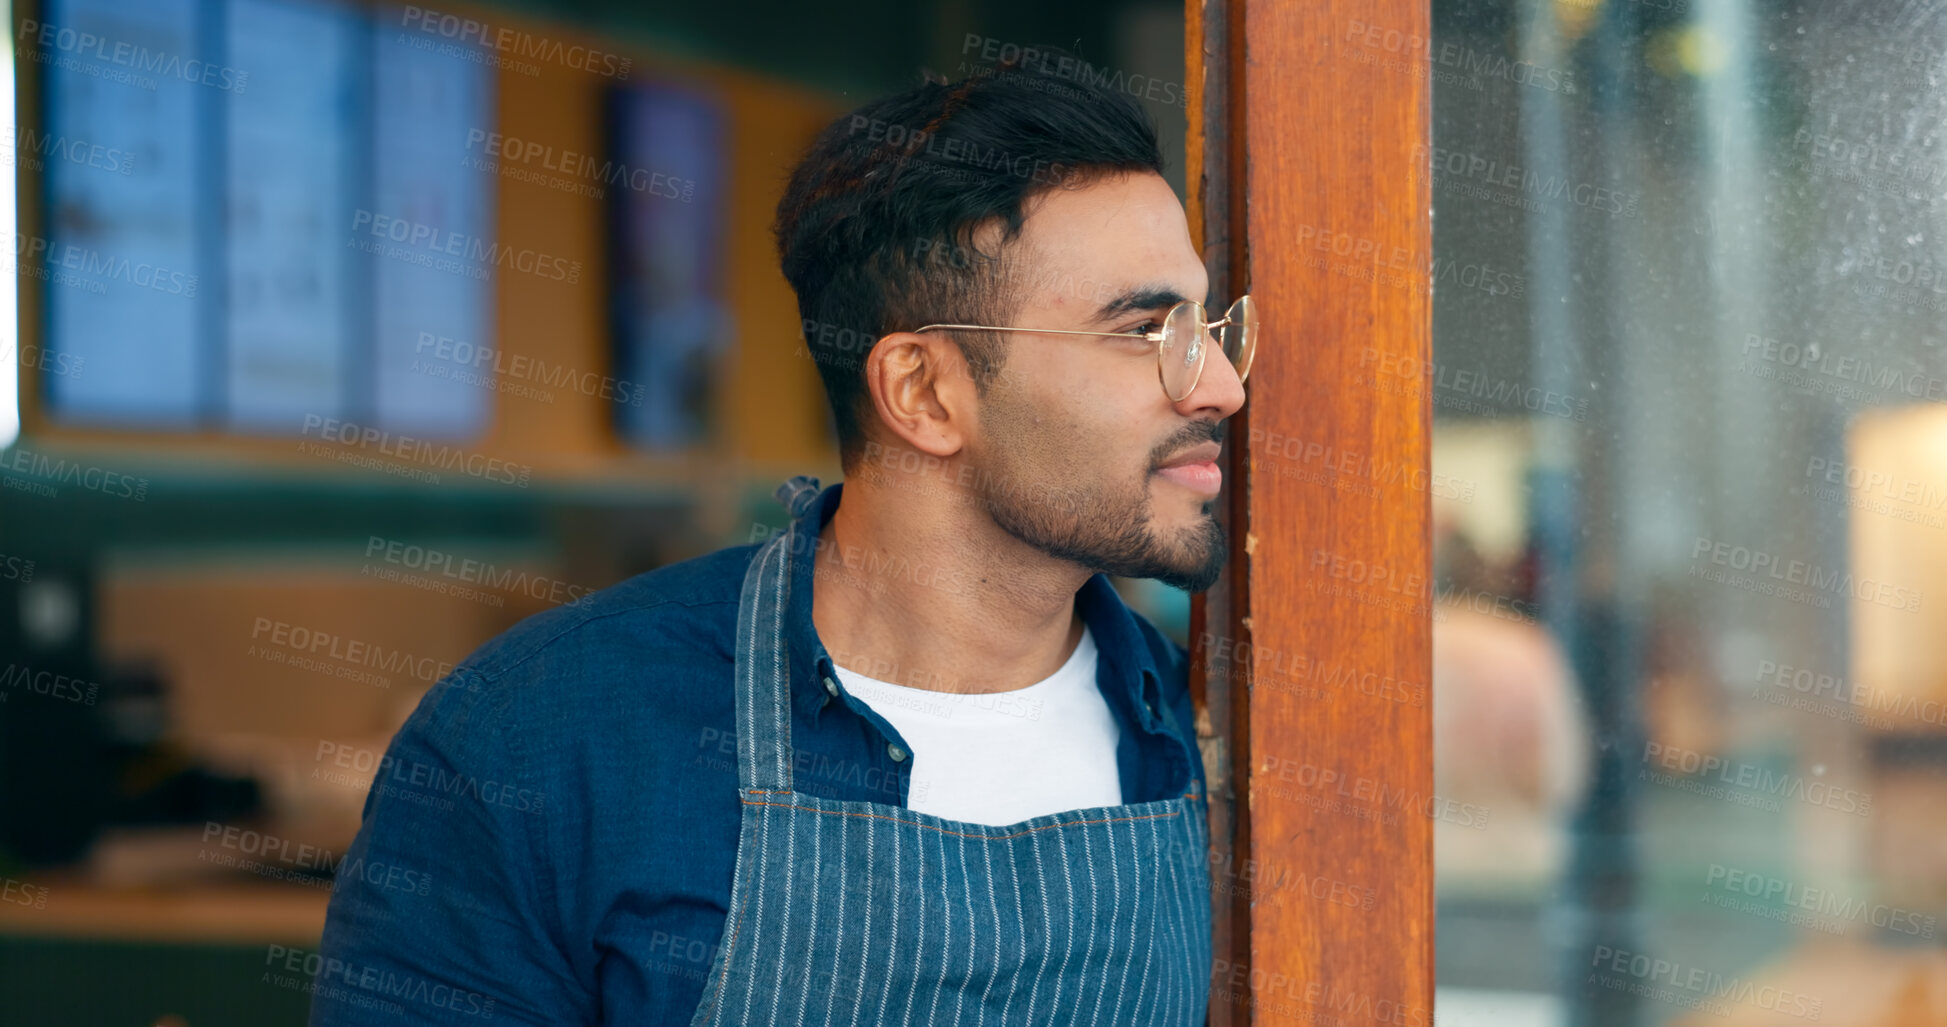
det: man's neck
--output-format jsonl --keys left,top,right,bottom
{"left": 810, "top": 478, "right": 1089, "bottom": 695}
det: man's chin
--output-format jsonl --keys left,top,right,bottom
{"left": 1139, "top": 523, "right": 1228, "bottom": 594}
{"left": 983, "top": 470, "right": 1226, "bottom": 591}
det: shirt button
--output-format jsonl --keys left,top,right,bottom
{"left": 823, "top": 676, "right": 839, "bottom": 697}
{"left": 887, "top": 743, "right": 909, "bottom": 762}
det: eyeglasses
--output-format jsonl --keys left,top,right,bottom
{"left": 913, "top": 295, "right": 1257, "bottom": 403}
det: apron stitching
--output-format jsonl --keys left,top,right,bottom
{"left": 739, "top": 798, "right": 1183, "bottom": 839}
{"left": 754, "top": 788, "right": 1195, "bottom": 800}
{"left": 707, "top": 889, "right": 752, "bottom": 1017}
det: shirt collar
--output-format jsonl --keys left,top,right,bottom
{"left": 782, "top": 477, "right": 1164, "bottom": 728}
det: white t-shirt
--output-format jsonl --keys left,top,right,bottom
{"left": 831, "top": 624, "right": 1122, "bottom": 826}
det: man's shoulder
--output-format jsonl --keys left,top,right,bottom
{"left": 377, "top": 543, "right": 762, "bottom": 825}
{"left": 455, "top": 540, "right": 763, "bottom": 687}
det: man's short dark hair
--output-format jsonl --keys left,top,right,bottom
{"left": 774, "top": 48, "right": 1166, "bottom": 472}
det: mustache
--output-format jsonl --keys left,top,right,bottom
{"left": 1148, "top": 420, "right": 1227, "bottom": 471}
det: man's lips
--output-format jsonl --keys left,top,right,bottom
{"left": 1156, "top": 460, "right": 1222, "bottom": 495}
{"left": 1154, "top": 442, "right": 1224, "bottom": 496}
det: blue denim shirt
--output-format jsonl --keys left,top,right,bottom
{"left": 311, "top": 479, "right": 1205, "bottom": 1025}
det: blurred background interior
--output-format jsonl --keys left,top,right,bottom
{"left": 0, "top": 0, "right": 1941, "bottom": 1023}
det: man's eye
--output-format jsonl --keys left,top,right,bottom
{"left": 1122, "top": 322, "right": 1160, "bottom": 338}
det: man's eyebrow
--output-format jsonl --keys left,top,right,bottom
{"left": 1090, "top": 286, "right": 1189, "bottom": 324}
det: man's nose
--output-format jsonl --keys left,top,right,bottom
{"left": 1177, "top": 341, "right": 1247, "bottom": 418}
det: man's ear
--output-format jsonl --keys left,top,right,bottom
{"left": 864, "top": 331, "right": 976, "bottom": 459}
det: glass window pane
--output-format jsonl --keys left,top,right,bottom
{"left": 1433, "top": 3, "right": 1947, "bottom": 1025}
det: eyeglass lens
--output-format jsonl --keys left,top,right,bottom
{"left": 1160, "top": 302, "right": 1207, "bottom": 400}
{"left": 1221, "top": 295, "right": 1256, "bottom": 383}
{"left": 1160, "top": 297, "right": 1256, "bottom": 400}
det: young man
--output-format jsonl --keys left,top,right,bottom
{"left": 314, "top": 50, "right": 1255, "bottom": 1026}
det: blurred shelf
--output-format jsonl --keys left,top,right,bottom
{"left": 0, "top": 873, "right": 328, "bottom": 945}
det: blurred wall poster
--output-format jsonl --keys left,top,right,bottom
{"left": 225, "top": 0, "right": 359, "bottom": 430}
{"left": 41, "top": 0, "right": 207, "bottom": 426}
{"left": 38, "top": 0, "right": 492, "bottom": 438}
{"left": 608, "top": 84, "right": 728, "bottom": 450}
{"left": 368, "top": 23, "right": 493, "bottom": 439}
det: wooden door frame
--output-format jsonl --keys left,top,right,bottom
{"left": 1188, "top": 1, "right": 1434, "bottom": 1023}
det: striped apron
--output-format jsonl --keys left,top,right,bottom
{"left": 687, "top": 489, "right": 1213, "bottom": 1026}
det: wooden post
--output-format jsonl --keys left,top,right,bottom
{"left": 1189, "top": 0, "right": 1434, "bottom": 1023}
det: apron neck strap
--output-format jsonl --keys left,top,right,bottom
{"left": 733, "top": 510, "right": 816, "bottom": 794}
